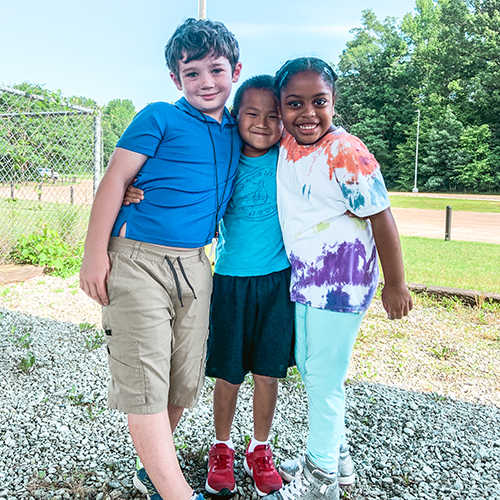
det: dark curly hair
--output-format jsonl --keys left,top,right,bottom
{"left": 231, "top": 75, "right": 275, "bottom": 118}
{"left": 274, "top": 57, "right": 338, "bottom": 97}
{"left": 165, "top": 18, "right": 240, "bottom": 80}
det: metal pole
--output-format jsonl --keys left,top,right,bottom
{"left": 198, "top": 0, "right": 207, "bottom": 19}
{"left": 413, "top": 109, "right": 420, "bottom": 193}
{"left": 445, "top": 206, "right": 452, "bottom": 241}
{"left": 93, "top": 111, "right": 102, "bottom": 197}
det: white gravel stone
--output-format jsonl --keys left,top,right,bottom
{"left": 1, "top": 307, "right": 500, "bottom": 499}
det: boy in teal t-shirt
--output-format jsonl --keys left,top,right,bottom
{"left": 124, "top": 75, "right": 294, "bottom": 497}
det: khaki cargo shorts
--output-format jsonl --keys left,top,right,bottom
{"left": 102, "top": 237, "right": 212, "bottom": 414}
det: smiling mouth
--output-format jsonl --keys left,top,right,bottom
{"left": 200, "top": 92, "right": 219, "bottom": 99}
{"left": 297, "top": 124, "right": 318, "bottom": 131}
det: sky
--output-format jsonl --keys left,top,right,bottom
{"left": 1, "top": 0, "right": 418, "bottom": 111}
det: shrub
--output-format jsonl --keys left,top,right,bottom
{"left": 10, "top": 227, "right": 83, "bottom": 278}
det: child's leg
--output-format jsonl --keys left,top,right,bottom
{"left": 168, "top": 404, "right": 184, "bottom": 432}
{"left": 213, "top": 378, "right": 240, "bottom": 441}
{"left": 252, "top": 374, "right": 278, "bottom": 442}
{"left": 295, "top": 303, "right": 364, "bottom": 472}
{"left": 129, "top": 410, "right": 193, "bottom": 500}
{"left": 244, "top": 374, "right": 282, "bottom": 496}
{"left": 103, "top": 240, "right": 211, "bottom": 500}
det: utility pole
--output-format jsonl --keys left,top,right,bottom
{"left": 198, "top": 0, "right": 207, "bottom": 19}
{"left": 413, "top": 109, "right": 420, "bottom": 193}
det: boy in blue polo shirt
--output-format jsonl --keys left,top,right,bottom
{"left": 80, "top": 18, "right": 241, "bottom": 500}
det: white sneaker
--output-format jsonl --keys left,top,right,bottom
{"left": 266, "top": 455, "right": 339, "bottom": 500}
{"left": 279, "top": 444, "right": 355, "bottom": 486}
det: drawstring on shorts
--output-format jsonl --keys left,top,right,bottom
{"left": 164, "top": 255, "right": 197, "bottom": 307}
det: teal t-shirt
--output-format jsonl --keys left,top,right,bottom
{"left": 214, "top": 146, "right": 290, "bottom": 277}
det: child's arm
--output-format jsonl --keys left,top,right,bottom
{"left": 80, "top": 148, "right": 147, "bottom": 306}
{"left": 368, "top": 208, "right": 413, "bottom": 320}
{"left": 123, "top": 183, "right": 144, "bottom": 205}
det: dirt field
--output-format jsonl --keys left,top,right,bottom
{"left": 391, "top": 207, "right": 500, "bottom": 244}
{"left": 0, "top": 179, "right": 95, "bottom": 206}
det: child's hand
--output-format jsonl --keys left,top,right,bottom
{"left": 123, "top": 180, "right": 144, "bottom": 206}
{"left": 79, "top": 252, "right": 111, "bottom": 306}
{"left": 381, "top": 282, "right": 413, "bottom": 320}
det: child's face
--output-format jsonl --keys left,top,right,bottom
{"left": 237, "top": 88, "right": 283, "bottom": 157}
{"left": 279, "top": 71, "right": 335, "bottom": 145}
{"left": 171, "top": 53, "right": 242, "bottom": 122}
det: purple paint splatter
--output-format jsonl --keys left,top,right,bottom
{"left": 288, "top": 240, "right": 378, "bottom": 312}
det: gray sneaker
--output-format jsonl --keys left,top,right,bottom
{"left": 279, "top": 445, "right": 355, "bottom": 486}
{"left": 265, "top": 455, "right": 339, "bottom": 500}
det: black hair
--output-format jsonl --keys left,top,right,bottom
{"left": 273, "top": 57, "right": 338, "bottom": 97}
{"left": 231, "top": 74, "right": 275, "bottom": 118}
{"left": 165, "top": 18, "right": 240, "bottom": 80}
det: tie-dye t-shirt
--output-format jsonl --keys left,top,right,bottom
{"left": 276, "top": 128, "right": 390, "bottom": 313}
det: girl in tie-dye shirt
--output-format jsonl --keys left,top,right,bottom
{"left": 265, "top": 58, "right": 413, "bottom": 500}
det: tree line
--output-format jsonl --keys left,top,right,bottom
{"left": 3, "top": 0, "right": 499, "bottom": 193}
{"left": 333, "top": 0, "right": 500, "bottom": 193}
{"left": 0, "top": 82, "right": 135, "bottom": 182}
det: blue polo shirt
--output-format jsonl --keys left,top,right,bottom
{"left": 111, "top": 97, "right": 241, "bottom": 248}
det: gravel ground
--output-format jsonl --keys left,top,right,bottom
{"left": 0, "top": 276, "right": 499, "bottom": 500}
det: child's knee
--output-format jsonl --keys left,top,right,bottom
{"left": 252, "top": 373, "right": 278, "bottom": 388}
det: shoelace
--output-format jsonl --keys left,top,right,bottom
{"left": 256, "top": 454, "right": 275, "bottom": 473}
{"left": 141, "top": 472, "right": 158, "bottom": 496}
{"left": 212, "top": 452, "right": 232, "bottom": 471}
{"left": 279, "top": 475, "right": 311, "bottom": 500}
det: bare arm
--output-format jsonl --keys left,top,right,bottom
{"left": 368, "top": 208, "right": 413, "bottom": 319}
{"left": 79, "top": 148, "right": 147, "bottom": 305}
{"left": 123, "top": 183, "right": 144, "bottom": 205}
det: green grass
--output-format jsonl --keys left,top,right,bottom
{"left": 389, "top": 194, "right": 500, "bottom": 213}
{"left": 0, "top": 198, "right": 90, "bottom": 259}
{"left": 399, "top": 236, "right": 500, "bottom": 294}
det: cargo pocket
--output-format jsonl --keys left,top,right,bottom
{"left": 104, "top": 328, "right": 147, "bottom": 407}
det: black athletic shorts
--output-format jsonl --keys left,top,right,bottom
{"left": 206, "top": 268, "right": 295, "bottom": 384}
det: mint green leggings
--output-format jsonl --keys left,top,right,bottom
{"left": 295, "top": 303, "right": 364, "bottom": 473}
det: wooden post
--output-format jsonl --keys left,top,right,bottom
{"left": 445, "top": 206, "right": 452, "bottom": 241}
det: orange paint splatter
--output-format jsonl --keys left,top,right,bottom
{"left": 280, "top": 130, "right": 379, "bottom": 182}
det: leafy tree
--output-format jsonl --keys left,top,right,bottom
{"left": 335, "top": 10, "right": 415, "bottom": 187}
{"left": 335, "top": 0, "right": 500, "bottom": 193}
{"left": 0, "top": 83, "right": 97, "bottom": 181}
{"left": 419, "top": 107, "right": 464, "bottom": 191}
{"left": 102, "top": 99, "right": 136, "bottom": 167}
{"left": 455, "top": 124, "right": 499, "bottom": 191}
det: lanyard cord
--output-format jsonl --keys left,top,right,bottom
{"left": 204, "top": 116, "right": 234, "bottom": 239}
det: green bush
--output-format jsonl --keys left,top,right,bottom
{"left": 10, "top": 228, "right": 83, "bottom": 278}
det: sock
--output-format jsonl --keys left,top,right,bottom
{"left": 248, "top": 437, "right": 268, "bottom": 453}
{"left": 214, "top": 438, "right": 234, "bottom": 449}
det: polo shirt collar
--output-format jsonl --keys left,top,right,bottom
{"left": 175, "top": 96, "right": 235, "bottom": 127}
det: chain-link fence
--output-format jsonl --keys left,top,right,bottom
{"left": 0, "top": 85, "right": 102, "bottom": 262}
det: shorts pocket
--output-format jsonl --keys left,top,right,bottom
{"left": 106, "top": 330, "right": 146, "bottom": 406}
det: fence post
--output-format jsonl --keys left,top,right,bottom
{"left": 70, "top": 185, "right": 74, "bottom": 205}
{"left": 93, "top": 111, "right": 102, "bottom": 197}
{"left": 445, "top": 206, "right": 452, "bottom": 241}
{"left": 10, "top": 181, "right": 14, "bottom": 198}
{"left": 38, "top": 182, "right": 42, "bottom": 201}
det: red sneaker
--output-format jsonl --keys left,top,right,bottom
{"left": 205, "top": 443, "right": 236, "bottom": 495}
{"left": 244, "top": 444, "right": 283, "bottom": 496}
